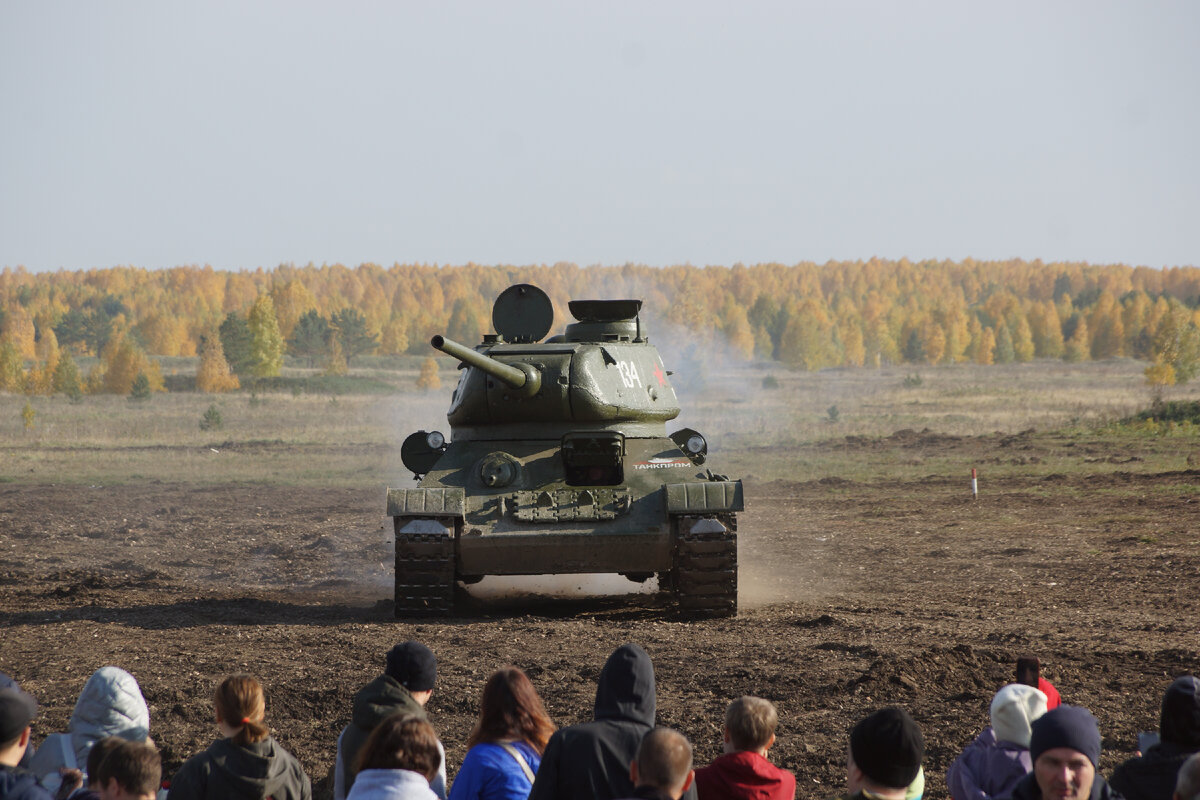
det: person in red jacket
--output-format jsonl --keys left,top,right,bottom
{"left": 1017, "top": 657, "right": 1062, "bottom": 711}
{"left": 694, "top": 697, "right": 795, "bottom": 800}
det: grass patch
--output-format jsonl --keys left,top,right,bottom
{"left": 1131, "top": 400, "right": 1200, "bottom": 423}
{"left": 163, "top": 374, "right": 400, "bottom": 395}
{"left": 251, "top": 374, "right": 399, "bottom": 395}
{"left": 0, "top": 357, "right": 1191, "bottom": 487}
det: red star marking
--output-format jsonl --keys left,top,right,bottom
{"left": 653, "top": 362, "right": 666, "bottom": 386}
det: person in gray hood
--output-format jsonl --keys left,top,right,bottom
{"left": 167, "top": 674, "right": 310, "bottom": 800}
{"left": 528, "top": 643, "right": 697, "bottom": 800}
{"left": 27, "top": 666, "right": 151, "bottom": 795}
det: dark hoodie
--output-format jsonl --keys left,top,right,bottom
{"left": 528, "top": 643, "right": 696, "bottom": 800}
{"left": 1109, "top": 675, "right": 1200, "bottom": 800}
{"left": 335, "top": 674, "right": 428, "bottom": 799}
{"left": 0, "top": 765, "right": 54, "bottom": 800}
{"left": 167, "top": 736, "right": 311, "bottom": 800}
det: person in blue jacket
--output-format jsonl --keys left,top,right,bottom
{"left": 449, "top": 667, "right": 555, "bottom": 800}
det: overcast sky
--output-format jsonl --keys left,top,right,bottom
{"left": 2, "top": 1, "right": 1197, "bottom": 273}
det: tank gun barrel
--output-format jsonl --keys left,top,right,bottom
{"left": 431, "top": 335, "right": 542, "bottom": 397}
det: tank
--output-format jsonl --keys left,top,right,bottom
{"left": 387, "top": 283, "right": 743, "bottom": 617}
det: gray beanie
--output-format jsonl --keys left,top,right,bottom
{"left": 991, "top": 683, "right": 1048, "bottom": 747}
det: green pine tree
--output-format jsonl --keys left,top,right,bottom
{"left": 219, "top": 312, "right": 256, "bottom": 376}
{"left": 329, "top": 308, "right": 379, "bottom": 366}
{"left": 287, "top": 310, "right": 331, "bottom": 368}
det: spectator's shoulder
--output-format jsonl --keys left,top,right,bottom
{"left": 0, "top": 766, "right": 56, "bottom": 800}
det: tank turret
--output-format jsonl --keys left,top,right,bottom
{"left": 388, "top": 283, "right": 743, "bottom": 618}
{"left": 431, "top": 286, "right": 680, "bottom": 440}
{"left": 430, "top": 335, "right": 541, "bottom": 397}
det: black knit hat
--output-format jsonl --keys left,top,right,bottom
{"left": 1030, "top": 705, "right": 1102, "bottom": 767}
{"left": 386, "top": 641, "right": 437, "bottom": 692}
{"left": 0, "top": 687, "right": 38, "bottom": 743}
{"left": 1160, "top": 675, "right": 1200, "bottom": 749}
{"left": 850, "top": 707, "right": 924, "bottom": 788}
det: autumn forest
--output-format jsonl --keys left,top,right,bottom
{"left": 2, "top": 259, "right": 1199, "bottom": 397}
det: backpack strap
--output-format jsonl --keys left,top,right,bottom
{"left": 497, "top": 742, "right": 535, "bottom": 784}
{"left": 59, "top": 735, "right": 77, "bottom": 770}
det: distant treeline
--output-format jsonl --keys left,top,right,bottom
{"left": 2, "top": 259, "right": 1199, "bottom": 395}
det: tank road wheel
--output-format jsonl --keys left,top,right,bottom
{"left": 673, "top": 514, "right": 737, "bottom": 617}
{"left": 394, "top": 518, "right": 455, "bottom": 617}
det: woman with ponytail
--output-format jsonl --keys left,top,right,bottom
{"left": 447, "top": 667, "right": 555, "bottom": 800}
{"left": 167, "top": 674, "right": 311, "bottom": 800}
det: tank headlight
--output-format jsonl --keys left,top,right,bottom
{"left": 426, "top": 431, "right": 446, "bottom": 449}
{"left": 685, "top": 434, "right": 706, "bottom": 455}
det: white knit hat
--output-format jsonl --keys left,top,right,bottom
{"left": 991, "top": 683, "right": 1048, "bottom": 747}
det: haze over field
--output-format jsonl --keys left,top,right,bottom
{"left": 2, "top": 1, "right": 1198, "bottom": 272}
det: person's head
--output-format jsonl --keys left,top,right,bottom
{"left": 213, "top": 674, "right": 269, "bottom": 746}
{"left": 1160, "top": 675, "right": 1200, "bottom": 749}
{"left": 386, "top": 641, "right": 437, "bottom": 705}
{"left": 95, "top": 740, "right": 161, "bottom": 800}
{"left": 1175, "top": 752, "right": 1200, "bottom": 800}
{"left": 87, "top": 737, "right": 127, "bottom": 788}
{"left": 1029, "top": 705, "right": 1101, "bottom": 800}
{"left": 0, "top": 687, "right": 38, "bottom": 766}
{"left": 1017, "top": 656, "right": 1042, "bottom": 688}
{"left": 62, "top": 667, "right": 151, "bottom": 786}
{"left": 991, "top": 683, "right": 1049, "bottom": 748}
{"left": 595, "top": 643, "right": 655, "bottom": 725}
{"left": 846, "top": 707, "right": 924, "bottom": 797}
{"left": 466, "top": 667, "right": 556, "bottom": 754}
{"left": 354, "top": 712, "right": 441, "bottom": 782}
{"left": 723, "top": 696, "right": 778, "bottom": 755}
{"left": 630, "top": 727, "right": 694, "bottom": 800}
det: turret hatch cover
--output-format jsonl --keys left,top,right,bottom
{"left": 492, "top": 284, "right": 554, "bottom": 343}
{"left": 568, "top": 299, "right": 643, "bottom": 323}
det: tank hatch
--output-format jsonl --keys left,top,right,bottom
{"left": 568, "top": 299, "right": 642, "bottom": 322}
{"left": 493, "top": 284, "right": 554, "bottom": 344}
{"left": 566, "top": 299, "right": 644, "bottom": 343}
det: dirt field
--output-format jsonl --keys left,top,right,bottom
{"left": 2, "top": 431, "right": 1199, "bottom": 799}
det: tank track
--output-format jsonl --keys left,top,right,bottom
{"left": 394, "top": 519, "right": 455, "bottom": 617}
{"left": 673, "top": 513, "right": 738, "bottom": 617}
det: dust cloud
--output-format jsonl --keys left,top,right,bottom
{"left": 462, "top": 574, "right": 658, "bottom": 600}
{"left": 374, "top": 291, "right": 836, "bottom": 613}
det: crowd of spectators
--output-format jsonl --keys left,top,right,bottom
{"left": 2, "top": 647, "right": 1197, "bottom": 800}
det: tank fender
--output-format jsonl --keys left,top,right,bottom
{"left": 664, "top": 480, "right": 744, "bottom": 513}
{"left": 387, "top": 487, "right": 466, "bottom": 519}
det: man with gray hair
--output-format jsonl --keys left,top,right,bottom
{"left": 1176, "top": 753, "right": 1200, "bottom": 800}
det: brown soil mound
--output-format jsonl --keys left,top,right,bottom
{"left": 2, "top": 435, "right": 1198, "bottom": 799}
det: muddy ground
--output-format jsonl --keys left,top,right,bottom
{"left": 2, "top": 431, "right": 1198, "bottom": 799}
